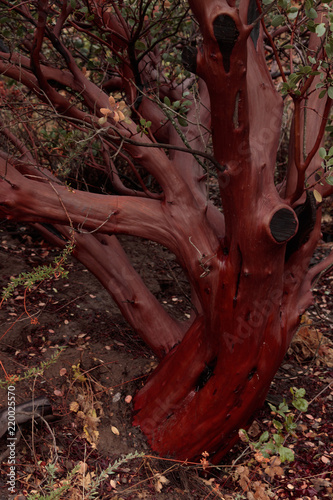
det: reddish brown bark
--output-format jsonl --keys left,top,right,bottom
{"left": 0, "top": 0, "right": 332, "bottom": 462}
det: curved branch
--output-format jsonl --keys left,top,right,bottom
{"left": 35, "top": 224, "right": 186, "bottom": 358}
{"left": 297, "top": 245, "right": 333, "bottom": 317}
{"left": 53, "top": 0, "right": 73, "bottom": 37}
{"left": 0, "top": 157, "right": 177, "bottom": 251}
{"left": 101, "top": 145, "right": 162, "bottom": 199}
{"left": 302, "top": 96, "right": 332, "bottom": 171}
{"left": 256, "top": 0, "right": 287, "bottom": 83}
{"left": 116, "top": 134, "right": 225, "bottom": 173}
{"left": 0, "top": 54, "right": 196, "bottom": 198}
{"left": 0, "top": 122, "right": 36, "bottom": 166}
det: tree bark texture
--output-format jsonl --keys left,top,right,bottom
{"left": 0, "top": 0, "right": 332, "bottom": 462}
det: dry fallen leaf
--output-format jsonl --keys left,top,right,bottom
{"left": 264, "top": 456, "right": 284, "bottom": 479}
{"left": 238, "top": 429, "right": 248, "bottom": 442}
{"left": 311, "top": 477, "right": 331, "bottom": 491}
{"left": 80, "top": 471, "right": 94, "bottom": 489}
{"left": 250, "top": 480, "right": 271, "bottom": 499}
{"left": 154, "top": 473, "right": 169, "bottom": 493}
{"left": 248, "top": 420, "right": 261, "bottom": 438}
{"left": 111, "top": 425, "right": 120, "bottom": 435}
{"left": 235, "top": 465, "right": 250, "bottom": 491}
{"left": 70, "top": 401, "right": 80, "bottom": 412}
{"left": 254, "top": 452, "right": 269, "bottom": 464}
{"left": 83, "top": 424, "right": 99, "bottom": 445}
{"left": 78, "top": 461, "right": 88, "bottom": 475}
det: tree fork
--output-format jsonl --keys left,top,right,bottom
{"left": 0, "top": 0, "right": 331, "bottom": 465}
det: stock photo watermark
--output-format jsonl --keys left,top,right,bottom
{"left": 6, "top": 385, "right": 17, "bottom": 494}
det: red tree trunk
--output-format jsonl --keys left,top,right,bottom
{"left": 133, "top": 0, "right": 331, "bottom": 461}
{"left": 0, "top": 0, "right": 332, "bottom": 462}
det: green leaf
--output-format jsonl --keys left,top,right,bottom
{"left": 273, "top": 419, "right": 283, "bottom": 431}
{"left": 306, "top": 8, "right": 318, "bottom": 19}
{"left": 319, "top": 147, "right": 327, "bottom": 159}
{"left": 273, "top": 434, "right": 284, "bottom": 446}
{"left": 271, "top": 15, "right": 285, "bottom": 27}
{"left": 328, "top": 87, "right": 333, "bottom": 100}
{"left": 298, "top": 65, "right": 312, "bottom": 75}
{"left": 280, "top": 82, "right": 290, "bottom": 95}
{"left": 285, "top": 421, "right": 297, "bottom": 433}
{"left": 263, "top": 0, "right": 274, "bottom": 4}
{"left": 163, "top": 96, "right": 171, "bottom": 107}
{"left": 292, "top": 387, "right": 306, "bottom": 398}
{"left": 162, "top": 53, "right": 175, "bottom": 63}
{"left": 288, "top": 11, "right": 298, "bottom": 20}
{"left": 107, "top": 56, "right": 117, "bottom": 66}
{"left": 292, "top": 398, "right": 309, "bottom": 412}
{"left": 306, "top": 19, "right": 316, "bottom": 33}
{"left": 135, "top": 40, "right": 146, "bottom": 51}
{"left": 326, "top": 175, "right": 333, "bottom": 186}
{"left": 288, "top": 73, "right": 302, "bottom": 87}
{"left": 319, "top": 89, "right": 327, "bottom": 99}
{"left": 325, "top": 40, "right": 333, "bottom": 59}
{"left": 263, "top": 441, "right": 276, "bottom": 455}
{"left": 177, "top": 116, "right": 188, "bottom": 127}
{"left": 278, "top": 446, "right": 295, "bottom": 463}
{"left": 279, "top": 401, "right": 289, "bottom": 413}
{"left": 259, "top": 431, "right": 269, "bottom": 443}
{"left": 316, "top": 23, "right": 326, "bottom": 37}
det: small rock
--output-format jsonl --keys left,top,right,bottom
{"left": 112, "top": 392, "right": 121, "bottom": 403}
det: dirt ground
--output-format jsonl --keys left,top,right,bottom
{"left": 0, "top": 220, "right": 332, "bottom": 500}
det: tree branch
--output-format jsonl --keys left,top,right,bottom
{"left": 0, "top": 157, "right": 176, "bottom": 251}
{"left": 35, "top": 224, "right": 186, "bottom": 358}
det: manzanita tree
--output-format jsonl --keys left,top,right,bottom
{"left": 0, "top": 0, "right": 332, "bottom": 462}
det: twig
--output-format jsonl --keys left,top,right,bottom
{"left": 307, "top": 380, "right": 333, "bottom": 408}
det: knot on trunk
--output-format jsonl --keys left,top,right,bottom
{"left": 213, "top": 15, "right": 239, "bottom": 73}
{"left": 269, "top": 208, "right": 298, "bottom": 243}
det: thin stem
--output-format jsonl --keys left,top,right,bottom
{"left": 293, "top": 97, "right": 302, "bottom": 172}
{"left": 256, "top": 0, "right": 287, "bottom": 83}
{"left": 303, "top": 96, "right": 332, "bottom": 171}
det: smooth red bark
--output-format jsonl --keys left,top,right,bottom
{"left": 0, "top": 0, "right": 332, "bottom": 462}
